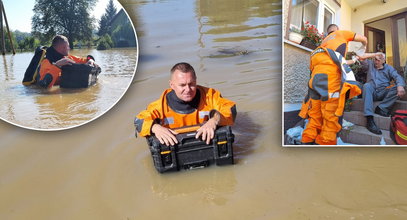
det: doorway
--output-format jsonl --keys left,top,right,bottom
{"left": 365, "top": 11, "right": 407, "bottom": 73}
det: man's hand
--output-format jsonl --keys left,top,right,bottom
{"left": 55, "top": 58, "right": 75, "bottom": 67}
{"left": 195, "top": 111, "right": 220, "bottom": 144}
{"left": 397, "top": 86, "right": 406, "bottom": 98}
{"left": 356, "top": 55, "right": 365, "bottom": 61}
{"left": 86, "top": 59, "right": 98, "bottom": 67}
{"left": 151, "top": 124, "right": 178, "bottom": 146}
{"left": 375, "top": 53, "right": 385, "bottom": 60}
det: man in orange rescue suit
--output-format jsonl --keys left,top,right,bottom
{"left": 134, "top": 62, "right": 237, "bottom": 146}
{"left": 37, "top": 35, "right": 98, "bottom": 88}
{"left": 299, "top": 24, "right": 367, "bottom": 145}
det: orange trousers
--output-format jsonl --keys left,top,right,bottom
{"left": 301, "top": 53, "right": 342, "bottom": 145}
{"left": 301, "top": 98, "right": 341, "bottom": 145}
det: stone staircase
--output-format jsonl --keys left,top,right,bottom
{"left": 339, "top": 93, "right": 407, "bottom": 145}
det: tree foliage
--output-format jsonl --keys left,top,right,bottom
{"left": 97, "top": 0, "right": 117, "bottom": 36}
{"left": 17, "top": 36, "right": 41, "bottom": 51}
{"left": 0, "top": 28, "right": 18, "bottom": 52}
{"left": 31, "top": 0, "right": 96, "bottom": 48}
{"left": 97, "top": 34, "right": 113, "bottom": 50}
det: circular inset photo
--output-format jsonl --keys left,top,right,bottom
{"left": 0, "top": 0, "right": 138, "bottom": 130}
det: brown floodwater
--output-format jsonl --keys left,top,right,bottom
{"left": 0, "top": 48, "right": 137, "bottom": 130}
{"left": 2, "top": 0, "right": 407, "bottom": 219}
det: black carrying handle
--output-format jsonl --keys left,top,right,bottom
{"left": 177, "top": 132, "right": 201, "bottom": 145}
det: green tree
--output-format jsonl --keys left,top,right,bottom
{"left": 0, "top": 27, "right": 17, "bottom": 52}
{"left": 31, "top": 0, "right": 96, "bottom": 49}
{"left": 97, "top": 0, "right": 117, "bottom": 36}
{"left": 17, "top": 36, "right": 40, "bottom": 51}
{"left": 13, "top": 30, "right": 31, "bottom": 43}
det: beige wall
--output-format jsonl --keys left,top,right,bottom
{"left": 350, "top": 1, "right": 407, "bottom": 34}
{"left": 338, "top": 0, "right": 352, "bottom": 30}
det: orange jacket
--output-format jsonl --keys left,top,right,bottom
{"left": 321, "top": 30, "right": 355, "bottom": 57}
{"left": 38, "top": 55, "right": 89, "bottom": 88}
{"left": 299, "top": 47, "right": 361, "bottom": 119}
{"left": 135, "top": 85, "right": 236, "bottom": 137}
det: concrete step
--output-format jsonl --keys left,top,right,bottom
{"left": 349, "top": 98, "right": 407, "bottom": 112}
{"left": 339, "top": 124, "right": 395, "bottom": 145}
{"left": 343, "top": 110, "right": 390, "bottom": 131}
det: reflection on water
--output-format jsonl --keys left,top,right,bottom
{"left": 0, "top": 48, "right": 137, "bottom": 130}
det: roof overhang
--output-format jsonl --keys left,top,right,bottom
{"left": 343, "top": 0, "right": 380, "bottom": 9}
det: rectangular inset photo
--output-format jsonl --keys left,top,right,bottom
{"left": 282, "top": 0, "right": 407, "bottom": 146}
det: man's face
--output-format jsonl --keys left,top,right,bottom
{"left": 169, "top": 70, "right": 197, "bottom": 102}
{"left": 374, "top": 54, "right": 385, "bottom": 69}
{"left": 55, "top": 41, "right": 70, "bottom": 56}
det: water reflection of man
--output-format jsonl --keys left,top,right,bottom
{"left": 37, "top": 35, "right": 99, "bottom": 88}
{"left": 135, "top": 62, "right": 236, "bottom": 146}
{"left": 357, "top": 52, "right": 406, "bottom": 134}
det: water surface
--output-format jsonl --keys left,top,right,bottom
{"left": 0, "top": 48, "right": 137, "bottom": 130}
{"left": 2, "top": 0, "right": 407, "bottom": 219}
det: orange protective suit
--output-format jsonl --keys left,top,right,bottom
{"left": 299, "top": 30, "right": 360, "bottom": 145}
{"left": 38, "top": 55, "right": 89, "bottom": 88}
{"left": 135, "top": 85, "right": 237, "bottom": 137}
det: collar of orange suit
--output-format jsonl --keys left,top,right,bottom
{"left": 166, "top": 89, "right": 201, "bottom": 114}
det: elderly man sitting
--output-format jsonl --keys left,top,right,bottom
{"left": 358, "top": 52, "right": 406, "bottom": 135}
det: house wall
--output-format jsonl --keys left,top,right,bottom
{"left": 283, "top": 0, "right": 289, "bottom": 37}
{"left": 284, "top": 42, "right": 311, "bottom": 103}
{"left": 345, "top": 1, "right": 406, "bottom": 58}
{"left": 283, "top": 0, "right": 313, "bottom": 104}
{"left": 338, "top": 0, "right": 352, "bottom": 30}
{"left": 350, "top": 0, "right": 407, "bottom": 34}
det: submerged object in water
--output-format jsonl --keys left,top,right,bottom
{"left": 60, "top": 64, "right": 101, "bottom": 88}
{"left": 146, "top": 125, "right": 234, "bottom": 173}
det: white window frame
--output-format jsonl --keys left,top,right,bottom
{"left": 287, "top": 0, "right": 339, "bottom": 36}
{"left": 317, "top": 2, "right": 336, "bottom": 34}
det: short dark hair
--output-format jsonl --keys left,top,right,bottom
{"left": 327, "top": 24, "right": 339, "bottom": 35}
{"left": 170, "top": 62, "right": 196, "bottom": 79}
{"left": 51, "top": 35, "right": 68, "bottom": 47}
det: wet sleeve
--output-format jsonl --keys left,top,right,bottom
{"left": 38, "top": 59, "right": 60, "bottom": 88}
{"left": 69, "top": 55, "right": 88, "bottom": 64}
{"left": 134, "top": 100, "right": 162, "bottom": 137}
{"left": 210, "top": 89, "right": 236, "bottom": 126}
{"left": 389, "top": 65, "right": 406, "bottom": 87}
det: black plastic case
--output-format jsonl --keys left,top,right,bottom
{"left": 147, "top": 126, "right": 234, "bottom": 173}
{"left": 60, "top": 64, "right": 101, "bottom": 88}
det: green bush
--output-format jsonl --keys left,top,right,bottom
{"left": 96, "top": 34, "right": 114, "bottom": 50}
